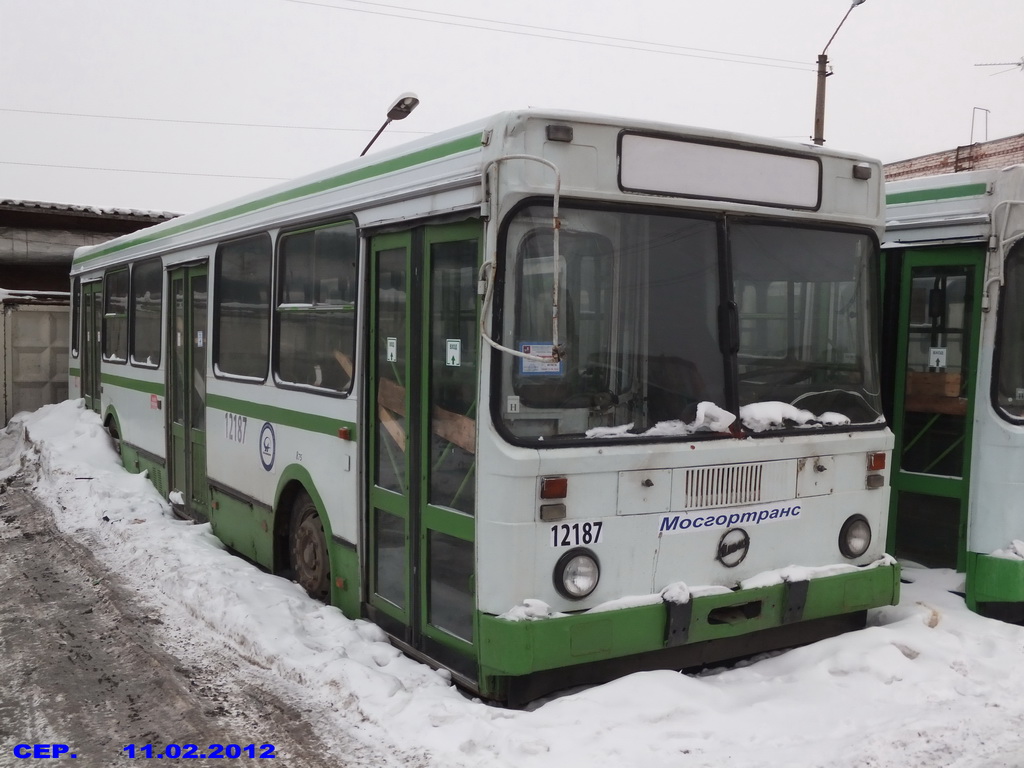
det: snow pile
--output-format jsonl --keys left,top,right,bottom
{"left": 739, "top": 400, "right": 850, "bottom": 432}
{"left": 991, "top": 540, "right": 1024, "bottom": 560}
{"left": 6, "top": 399, "right": 1024, "bottom": 767}
{"left": 587, "top": 400, "right": 854, "bottom": 440}
{"left": 586, "top": 401, "right": 737, "bottom": 438}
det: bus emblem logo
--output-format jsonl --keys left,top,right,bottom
{"left": 716, "top": 528, "right": 750, "bottom": 568}
{"left": 259, "top": 422, "right": 276, "bottom": 471}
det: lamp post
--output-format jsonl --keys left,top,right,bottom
{"left": 812, "top": 0, "right": 865, "bottom": 146}
{"left": 360, "top": 92, "right": 420, "bottom": 157}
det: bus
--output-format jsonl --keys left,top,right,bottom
{"left": 883, "top": 165, "right": 1024, "bottom": 621}
{"left": 70, "top": 109, "right": 899, "bottom": 703}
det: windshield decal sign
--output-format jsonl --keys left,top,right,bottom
{"left": 519, "top": 343, "right": 562, "bottom": 375}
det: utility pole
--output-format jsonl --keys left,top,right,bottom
{"left": 813, "top": 0, "right": 866, "bottom": 146}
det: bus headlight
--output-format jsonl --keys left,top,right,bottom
{"left": 839, "top": 515, "right": 872, "bottom": 559}
{"left": 554, "top": 548, "right": 600, "bottom": 600}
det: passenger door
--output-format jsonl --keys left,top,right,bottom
{"left": 887, "top": 248, "right": 984, "bottom": 569}
{"left": 366, "top": 221, "right": 480, "bottom": 679}
{"left": 80, "top": 281, "right": 103, "bottom": 412}
{"left": 167, "top": 264, "right": 210, "bottom": 522}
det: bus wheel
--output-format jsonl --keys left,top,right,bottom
{"left": 290, "top": 493, "right": 330, "bottom": 601}
{"left": 106, "top": 421, "right": 122, "bottom": 457}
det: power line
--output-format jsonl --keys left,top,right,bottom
{"left": 283, "top": 0, "right": 814, "bottom": 72}
{"left": 0, "top": 107, "right": 431, "bottom": 134}
{"left": 0, "top": 159, "right": 288, "bottom": 182}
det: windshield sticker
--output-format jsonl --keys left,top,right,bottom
{"left": 520, "top": 343, "right": 562, "bottom": 375}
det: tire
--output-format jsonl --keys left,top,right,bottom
{"left": 106, "top": 421, "right": 122, "bottom": 457}
{"left": 289, "top": 493, "right": 330, "bottom": 601}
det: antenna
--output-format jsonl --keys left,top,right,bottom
{"left": 971, "top": 107, "right": 990, "bottom": 145}
{"left": 975, "top": 57, "right": 1024, "bottom": 75}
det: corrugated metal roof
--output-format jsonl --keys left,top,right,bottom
{"left": 0, "top": 199, "right": 178, "bottom": 221}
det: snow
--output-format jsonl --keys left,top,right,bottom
{"left": 7, "top": 399, "right": 1024, "bottom": 767}
{"left": 586, "top": 401, "right": 738, "bottom": 438}
{"left": 586, "top": 400, "right": 857, "bottom": 439}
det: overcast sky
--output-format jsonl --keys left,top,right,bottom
{"left": 2, "top": 0, "right": 1022, "bottom": 213}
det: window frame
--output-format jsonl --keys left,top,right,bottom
{"left": 102, "top": 268, "right": 129, "bottom": 364}
{"left": 993, "top": 240, "right": 1024, "bottom": 423}
{"left": 272, "top": 219, "right": 359, "bottom": 397}
{"left": 491, "top": 197, "right": 886, "bottom": 448}
{"left": 129, "top": 258, "right": 163, "bottom": 369}
{"left": 213, "top": 232, "right": 273, "bottom": 383}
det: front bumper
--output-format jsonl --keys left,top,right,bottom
{"left": 477, "top": 560, "right": 900, "bottom": 702}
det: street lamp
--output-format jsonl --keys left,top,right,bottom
{"left": 812, "top": 0, "right": 866, "bottom": 146}
{"left": 360, "top": 92, "right": 420, "bottom": 157}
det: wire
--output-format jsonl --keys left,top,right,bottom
{"left": 0, "top": 159, "right": 288, "bottom": 182}
{"left": 0, "top": 107, "right": 431, "bottom": 134}
{"left": 283, "top": 0, "right": 814, "bottom": 72}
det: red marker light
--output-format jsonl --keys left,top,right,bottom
{"left": 867, "top": 452, "right": 886, "bottom": 471}
{"left": 540, "top": 476, "right": 568, "bottom": 499}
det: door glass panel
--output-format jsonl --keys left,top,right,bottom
{"left": 191, "top": 275, "right": 208, "bottom": 431}
{"left": 900, "top": 267, "right": 971, "bottom": 476}
{"left": 91, "top": 290, "right": 102, "bottom": 392}
{"left": 894, "top": 491, "right": 960, "bottom": 568}
{"left": 374, "top": 508, "right": 406, "bottom": 609}
{"left": 172, "top": 280, "right": 186, "bottom": 424}
{"left": 375, "top": 247, "right": 407, "bottom": 494}
{"left": 427, "top": 531, "right": 474, "bottom": 642}
{"left": 429, "top": 239, "right": 477, "bottom": 514}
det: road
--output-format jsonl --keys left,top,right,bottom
{"left": 0, "top": 476, "right": 400, "bottom": 768}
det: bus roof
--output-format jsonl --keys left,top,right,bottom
{"left": 884, "top": 164, "right": 1024, "bottom": 246}
{"left": 73, "top": 108, "right": 883, "bottom": 274}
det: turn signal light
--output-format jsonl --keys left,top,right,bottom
{"left": 540, "top": 476, "right": 568, "bottom": 499}
{"left": 867, "top": 452, "right": 886, "bottom": 471}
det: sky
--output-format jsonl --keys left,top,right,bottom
{"left": 7, "top": 397, "right": 1024, "bottom": 767}
{"left": 1, "top": 0, "right": 1023, "bottom": 214}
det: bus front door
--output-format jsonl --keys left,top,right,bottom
{"left": 367, "top": 222, "right": 480, "bottom": 682}
{"left": 167, "top": 264, "right": 210, "bottom": 522}
{"left": 888, "top": 248, "right": 984, "bottom": 569}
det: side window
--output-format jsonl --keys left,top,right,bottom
{"left": 102, "top": 269, "right": 129, "bottom": 363}
{"left": 215, "top": 233, "right": 272, "bottom": 380}
{"left": 275, "top": 221, "right": 357, "bottom": 393}
{"left": 996, "top": 242, "right": 1024, "bottom": 421}
{"left": 71, "top": 276, "right": 81, "bottom": 358}
{"left": 130, "top": 259, "right": 162, "bottom": 367}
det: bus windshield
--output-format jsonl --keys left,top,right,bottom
{"left": 496, "top": 204, "right": 883, "bottom": 443}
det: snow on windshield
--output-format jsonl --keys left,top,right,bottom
{"left": 586, "top": 400, "right": 855, "bottom": 439}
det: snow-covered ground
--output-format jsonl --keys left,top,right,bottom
{"left": 5, "top": 399, "right": 1024, "bottom": 768}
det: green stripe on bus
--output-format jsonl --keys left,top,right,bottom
{"left": 101, "top": 373, "right": 165, "bottom": 396}
{"left": 885, "top": 182, "right": 989, "bottom": 206}
{"left": 207, "top": 393, "right": 357, "bottom": 439}
{"left": 69, "top": 367, "right": 81, "bottom": 377}
{"left": 73, "top": 132, "right": 485, "bottom": 266}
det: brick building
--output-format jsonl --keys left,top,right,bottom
{"left": 884, "top": 133, "right": 1024, "bottom": 181}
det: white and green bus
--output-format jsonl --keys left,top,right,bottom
{"left": 883, "top": 165, "right": 1024, "bottom": 621}
{"left": 70, "top": 110, "right": 899, "bottom": 703}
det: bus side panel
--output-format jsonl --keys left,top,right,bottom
{"left": 204, "top": 392, "right": 360, "bottom": 571}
